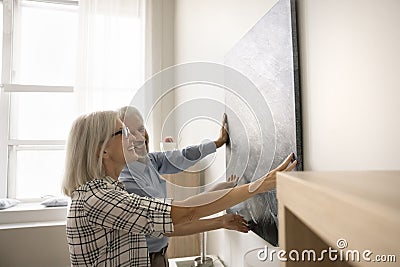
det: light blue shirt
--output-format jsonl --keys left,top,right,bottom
{"left": 119, "top": 141, "right": 217, "bottom": 253}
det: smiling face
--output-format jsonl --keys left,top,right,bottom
{"left": 104, "top": 119, "right": 138, "bottom": 168}
{"left": 123, "top": 113, "right": 148, "bottom": 160}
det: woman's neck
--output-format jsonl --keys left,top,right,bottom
{"left": 103, "top": 162, "right": 123, "bottom": 181}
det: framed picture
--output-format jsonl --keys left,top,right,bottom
{"left": 225, "top": 0, "right": 302, "bottom": 246}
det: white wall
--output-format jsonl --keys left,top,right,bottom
{"left": 298, "top": 0, "right": 400, "bottom": 171}
{"left": 0, "top": 225, "right": 70, "bottom": 267}
{"left": 172, "top": 0, "right": 400, "bottom": 266}
{"left": 173, "top": 0, "right": 279, "bottom": 191}
{"left": 145, "top": 0, "right": 176, "bottom": 151}
{"left": 174, "top": 0, "right": 276, "bottom": 63}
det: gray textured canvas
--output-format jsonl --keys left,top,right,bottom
{"left": 225, "top": 0, "right": 302, "bottom": 246}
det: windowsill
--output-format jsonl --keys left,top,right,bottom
{"left": 0, "top": 202, "right": 67, "bottom": 230}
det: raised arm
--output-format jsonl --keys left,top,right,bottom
{"left": 170, "top": 153, "right": 297, "bottom": 225}
{"left": 151, "top": 141, "right": 216, "bottom": 174}
{"left": 154, "top": 113, "right": 229, "bottom": 174}
{"left": 206, "top": 174, "right": 238, "bottom": 192}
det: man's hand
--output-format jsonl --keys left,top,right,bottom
{"left": 214, "top": 113, "right": 229, "bottom": 148}
{"left": 221, "top": 214, "right": 249, "bottom": 233}
{"left": 226, "top": 174, "right": 239, "bottom": 187}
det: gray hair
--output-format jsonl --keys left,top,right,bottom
{"left": 62, "top": 111, "right": 118, "bottom": 196}
{"left": 117, "top": 106, "right": 143, "bottom": 123}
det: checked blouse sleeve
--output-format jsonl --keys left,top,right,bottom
{"left": 83, "top": 181, "right": 174, "bottom": 238}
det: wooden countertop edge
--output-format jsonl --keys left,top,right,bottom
{"left": 277, "top": 171, "right": 400, "bottom": 258}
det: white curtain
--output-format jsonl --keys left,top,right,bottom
{"left": 75, "top": 0, "right": 145, "bottom": 112}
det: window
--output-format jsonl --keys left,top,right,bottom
{"left": 1, "top": 0, "right": 145, "bottom": 200}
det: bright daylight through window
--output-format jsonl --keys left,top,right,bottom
{"left": 0, "top": 0, "right": 144, "bottom": 200}
{"left": 1, "top": 0, "right": 78, "bottom": 200}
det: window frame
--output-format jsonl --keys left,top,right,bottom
{"left": 0, "top": 0, "right": 78, "bottom": 200}
{"left": 1, "top": 0, "right": 150, "bottom": 201}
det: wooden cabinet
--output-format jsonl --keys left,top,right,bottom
{"left": 162, "top": 171, "right": 202, "bottom": 258}
{"left": 277, "top": 171, "right": 400, "bottom": 267}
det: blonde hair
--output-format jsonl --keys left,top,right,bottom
{"left": 62, "top": 111, "right": 118, "bottom": 196}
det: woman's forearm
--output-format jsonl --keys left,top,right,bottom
{"left": 207, "top": 181, "right": 235, "bottom": 192}
{"left": 166, "top": 213, "right": 248, "bottom": 236}
{"left": 165, "top": 217, "right": 223, "bottom": 237}
{"left": 170, "top": 153, "right": 295, "bottom": 226}
{"left": 170, "top": 180, "right": 272, "bottom": 225}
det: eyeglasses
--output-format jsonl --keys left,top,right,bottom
{"left": 112, "top": 125, "right": 131, "bottom": 139}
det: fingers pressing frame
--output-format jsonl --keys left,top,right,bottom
{"left": 222, "top": 114, "right": 228, "bottom": 133}
{"left": 224, "top": 214, "right": 249, "bottom": 233}
{"left": 233, "top": 214, "right": 247, "bottom": 224}
{"left": 273, "top": 153, "right": 296, "bottom": 173}
{"left": 247, "top": 153, "right": 297, "bottom": 193}
{"left": 214, "top": 113, "right": 230, "bottom": 148}
{"left": 236, "top": 214, "right": 249, "bottom": 233}
{"left": 227, "top": 174, "right": 239, "bottom": 183}
{"left": 285, "top": 160, "right": 297, "bottom": 172}
{"left": 222, "top": 113, "right": 229, "bottom": 144}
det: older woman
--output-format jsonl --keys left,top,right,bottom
{"left": 62, "top": 110, "right": 296, "bottom": 267}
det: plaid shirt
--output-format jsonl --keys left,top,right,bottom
{"left": 66, "top": 176, "right": 174, "bottom": 267}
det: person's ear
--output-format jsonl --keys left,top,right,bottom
{"left": 102, "top": 149, "right": 109, "bottom": 159}
{"left": 145, "top": 129, "right": 149, "bottom": 151}
{"left": 98, "top": 145, "right": 109, "bottom": 159}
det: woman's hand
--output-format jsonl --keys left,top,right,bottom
{"left": 249, "top": 153, "right": 297, "bottom": 193}
{"left": 221, "top": 214, "right": 249, "bottom": 233}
